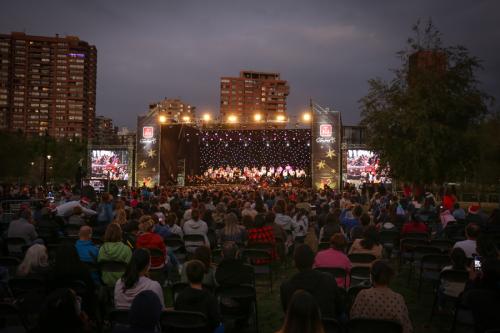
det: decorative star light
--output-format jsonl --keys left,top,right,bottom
{"left": 147, "top": 149, "right": 156, "bottom": 158}
{"left": 139, "top": 160, "right": 147, "bottom": 168}
{"left": 330, "top": 168, "right": 337, "bottom": 174}
{"left": 326, "top": 148, "right": 336, "bottom": 159}
{"left": 152, "top": 167, "right": 156, "bottom": 172}
{"left": 316, "top": 160, "right": 326, "bottom": 169}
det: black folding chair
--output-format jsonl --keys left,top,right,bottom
{"left": 318, "top": 242, "right": 330, "bottom": 251}
{"left": 322, "top": 317, "right": 343, "bottom": 333}
{"left": 171, "top": 282, "right": 214, "bottom": 302}
{"left": 404, "top": 232, "right": 429, "bottom": 241}
{"left": 408, "top": 246, "right": 442, "bottom": 285}
{"left": 417, "top": 254, "right": 451, "bottom": 294}
{"left": 379, "top": 230, "right": 399, "bottom": 258}
{"left": 165, "top": 237, "right": 187, "bottom": 263}
{"left": 398, "top": 238, "right": 428, "bottom": 270}
{"left": 183, "top": 234, "right": 206, "bottom": 254}
{"left": 108, "top": 308, "right": 130, "bottom": 328}
{"left": 0, "top": 256, "right": 21, "bottom": 276}
{"left": 429, "top": 269, "right": 468, "bottom": 322}
{"left": 64, "top": 224, "right": 81, "bottom": 237}
{"left": 6, "top": 238, "right": 26, "bottom": 257}
{"left": 429, "top": 239, "right": 454, "bottom": 253}
{"left": 348, "top": 318, "right": 402, "bottom": 333}
{"left": 0, "top": 302, "right": 28, "bottom": 332}
{"left": 243, "top": 247, "right": 273, "bottom": 290}
{"left": 348, "top": 253, "right": 376, "bottom": 265}
{"left": 160, "top": 310, "right": 210, "bottom": 333}
{"left": 314, "top": 267, "right": 348, "bottom": 289}
{"left": 216, "top": 284, "right": 258, "bottom": 333}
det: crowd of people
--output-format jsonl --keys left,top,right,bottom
{"left": 187, "top": 165, "right": 309, "bottom": 187}
{"left": 0, "top": 182, "right": 499, "bottom": 333}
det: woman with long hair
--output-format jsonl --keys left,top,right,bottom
{"left": 17, "top": 243, "right": 49, "bottom": 278}
{"left": 220, "top": 212, "right": 247, "bottom": 245}
{"left": 114, "top": 248, "right": 165, "bottom": 309}
{"left": 98, "top": 223, "right": 132, "bottom": 286}
{"left": 277, "top": 290, "right": 324, "bottom": 333}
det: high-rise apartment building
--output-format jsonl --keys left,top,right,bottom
{"left": 93, "top": 115, "right": 118, "bottom": 145}
{"left": 0, "top": 32, "right": 97, "bottom": 139}
{"left": 220, "top": 71, "right": 289, "bottom": 124}
{"left": 149, "top": 98, "right": 196, "bottom": 123}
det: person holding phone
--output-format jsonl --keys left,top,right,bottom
{"left": 464, "top": 235, "right": 500, "bottom": 332}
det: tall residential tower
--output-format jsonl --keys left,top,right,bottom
{"left": 0, "top": 32, "right": 97, "bottom": 139}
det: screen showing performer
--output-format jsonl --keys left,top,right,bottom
{"left": 90, "top": 150, "right": 129, "bottom": 181}
{"left": 347, "top": 150, "right": 391, "bottom": 184}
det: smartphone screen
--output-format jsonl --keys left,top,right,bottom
{"left": 474, "top": 256, "right": 482, "bottom": 271}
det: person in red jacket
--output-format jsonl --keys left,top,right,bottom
{"left": 136, "top": 216, "right": 167, "bottom": 269}
{"left": 401, "top": 213, "right": 429, "bottom": 235}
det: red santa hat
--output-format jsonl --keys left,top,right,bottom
{"left": 468, "top": 204, "right": 480, "bottom": 214}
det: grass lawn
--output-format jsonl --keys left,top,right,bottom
{"left": 254, "top": 259, "right": 473, "bottom": 333}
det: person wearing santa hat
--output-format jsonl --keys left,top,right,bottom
{"left": 466, "top": 203, "right": 486, "bottom": 226}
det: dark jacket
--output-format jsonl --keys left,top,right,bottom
{"left": 280, "top": 269, "right": 343, "bottom": 318}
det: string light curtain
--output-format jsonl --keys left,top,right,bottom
{"left": 199, "top": 128, "right": 311, "bottom": 172}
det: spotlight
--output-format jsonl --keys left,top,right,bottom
{"left": 202, "top": 113, "right": 211, "bottom": 122}
{"left": 302, "top": 112, "right": 312, "bottom": 122}
{"left": 158, "top": 114, "right": 167, "bottom": 124}
{"left": 254, "top": 113, "right": 262, "bottom": 121}
{"left": 276, "top": 114, "right": 286, "bottom": 122}
{"left": 228, "top": 115, "right": 238, "bottom": 123}
{"left": 182, "top": 115, "right": 190, "bottom": 123}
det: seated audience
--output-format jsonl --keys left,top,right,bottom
{"left": 98, "top": 223, "right": 132, "bottom": 286}
{"left": 453, "top": 223, "right": 480, "bottom": 258}
{"left": 7, "top": 208, "right": 38, "bottom": 246}
{"left": 340, "top": 204, "right": 363, "bottom": 236}
{"left": 350, "top": 212, "right": 371, "bottom": 240}
{"left": 277, "top": 290, "right": 325, "bottom": 333}
{"left": 219, "top": 212, "right": 247, "bottom": 245}
{"left": 452, "top": 203, "right": 466, "bottom": 221}
{"left": 401, "top": 214, "right": 429, "bottom": 235}
{"left": 439, "top": 247, "right": 468, "bottom": 299}
{"left": 215, "top": 242, "right": 254, "bottom": 286}
{"left": 181, "top": 246, "right": 217, "bottom": 288}
{"left": 313, "top": 233, "right": 352, "bottom": 288}
{"left": 75, "top": 225, "right": 99, "bottom": 263}
{"left": 48, "top": 244, "right": 96, "bottom": 318}
{"left": 112, "top": 290, "right": 163, "bottom": 333}
{"left": 114, "top": 248, "right": 165, "bottom": 309}
{"left": 36, "top": 288, "right": 91, "bottom": 333}
{"left": 348, "top": 226, "right": 383, "bottom": 260}
{"left": 247, "top": 213, "right": 278, "bottom": 263}
{"left": 350, "top": 260, "right": 412, "bottom": 333}
{"left": 16, "top": 243, "right": 50, "bottom": 279}
{"left": 174, "top": 260, "right": 222, "bottom": 331}
{"left": 68, "top": 206, "right": 85, "bottom": 226}
{"left": 318, "top": 210, "right": 343, "bottom": 242}
{"left": 291, "top": 208, "right": 309, "bottom": 242}
{"left": 136, "top": 216, "right": 167, "bottom": 269}
{"left": 281, "top": 244, "right": 342, "bottom": 319}
{"left": 165, "top": 212, "right": 184, "bottom": 238}
{"left": 183, "top": 208, "right": 210, "bottom": 249}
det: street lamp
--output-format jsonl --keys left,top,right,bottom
{"left": 182, "top": 115, "right": 191, "bottom": 123}
{"left": 254, "top": 113, "right": 262, "bottom": 122}
{"left": 46, "top": 155, "right": 52, "bottom": 160}
{"left": 202, "top": 113, "right": 211, "bottom": 122}
{"left": 227, "top": 115, "right": 238, "bottom": 123}
{"left": 276, "top": 114, "right": 286, "bottom": 122}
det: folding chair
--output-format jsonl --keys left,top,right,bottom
{"left": 408, "top": 246, "right": 442, "bottom": 285}
{"left": 322, "top": 317, "right": 343, "bottom": 333}
{"left": 429, "top": 269, "right": 468, "bottom": 322}
{"left": 243, "top": 247, "right": 273, "bottom": 291}
{"left": 398, "top": 238, "right": 428, "bottom": 270}
{"left": 108, "top": 308, "right": 129, "bottom": 328}
{"left": 429, "top": 239, "right": 454, "bottom": 254}
{"left": 314, "top": 267, "right": 348, "bottom": 289}
{"left": 0, "top": 302, "right": 28, "bottom": 332}
{"left": 216, "top": 284, "right": 258, "bottom": 333}
{"left": 379, "top": 230, "right": 399, "bottom": 258}
{"left": 160, "top": 310, "right": 210, "bottom": 333}
{"left": 348, "top": 318, "right": 402, "bottom": 333}
{"left": 165, "top": 236, "right": 186, "bottom": 264}
{"left": 404, "top": 232, "right": 429, "bottom": 241}
{"left": 0, "top": 256, "right": 21, "bottom": 277}
{"left": 183, "top": 234, "right": 206, "bottom": 254}
{"left": 417, "top": 254, "right": 451, "bottom": 294}
{"left": 6, "top": 238, "right": 26, "bottom": 257}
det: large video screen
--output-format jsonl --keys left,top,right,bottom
{"left": 90, "top": 150, "right": 129, "bottom": 181}
{"left": 347, "top": 149, "right": 391, "bottom": 184}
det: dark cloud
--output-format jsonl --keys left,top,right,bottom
{"left": 2, "top": 0, "right": 499, "bottom": 127}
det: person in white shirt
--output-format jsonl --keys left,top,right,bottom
{"left": 54, "top": 197, "right": 96, "bottom": 218}
{"left": 453, "top": 223, "right": 480, "bottom": 258}
{"left": 114, "top": 248, "right": 165, "bottom": 309}
{"left": 292, "top": 209, "right": 309, "bottom": 240}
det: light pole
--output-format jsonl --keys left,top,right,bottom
{"left": 42, "top": 130, "right": 49, "bottom": 185}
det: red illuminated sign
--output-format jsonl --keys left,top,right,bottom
{"left": 143, "top": 126, "right": 154, "bottom": 139}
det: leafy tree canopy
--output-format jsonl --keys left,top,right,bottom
{"left": 360, "top": 19, "right": 493, "bottom": 184}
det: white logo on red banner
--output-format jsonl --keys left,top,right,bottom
{"left": 143, "top": 126, "right": 154, "bottom": 139}
{"left": 320, "top": 124, "right": 332, "bottom": 137}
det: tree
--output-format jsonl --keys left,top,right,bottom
{"left": 360, "top": 19, "right": 493, "bottom": 185}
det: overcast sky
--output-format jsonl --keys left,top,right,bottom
{"left": 2, "top": 0, "right": 499, "bottom": 128}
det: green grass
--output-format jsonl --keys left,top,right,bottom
{"left": 256, "top": 259, "right": 472, "bottom": 333}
